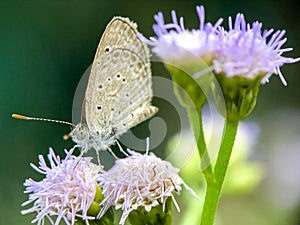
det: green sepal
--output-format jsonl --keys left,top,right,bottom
{"left": 127, "top": 197, "right": 172, "bottom": 225}
{"left": 164, "top": 64, "right": 210, "bottom": 109}
{"left": 87, "top": 183, "right": 104, "bottom": 217}
{"left": 214, "top": 73, "right": 264, "bottom": 121}
{"left": 87, "top": 201, "right": 101, "bottom": 217}
{"left": 94, "top": 184, "right": 104, "bottom": 203}
{"left": 75, "top": 207, "right": 114, "bottom": 225}
{"left": 75, "top": 183, "right": 114, "bottom": 225}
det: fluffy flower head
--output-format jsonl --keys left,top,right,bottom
{"left": 213, "top": 13, "right": 300, "bottom": 85}
{"left": 21, "top": 148, "right": 102, "bottom": 225}
{"left": 139, "top": 5, "right": 223, "bottom": 66}
{"left": 98, "top": 147, "right": 198, "bottom": 225}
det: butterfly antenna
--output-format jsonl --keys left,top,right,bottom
{"left": 12, "top": 113, "right": 75, "bottom": 140}
{"left": 116, "top": 140, "right": 129, "bottom": 157}
{"left": 12, "top": 113, "right": 75, "bottom": 126}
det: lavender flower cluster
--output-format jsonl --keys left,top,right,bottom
{"left": 140, "top": 5, "right": 299, "bottom": 85}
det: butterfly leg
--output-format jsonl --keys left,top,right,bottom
{"left": 95, "top": 149, "right": 101, "bottom": 165}
{"left": 107, "top": 147, "right": 119, "bottom": 159}
{"left": 116, "top": 140, "right": 129, "bottom": 157}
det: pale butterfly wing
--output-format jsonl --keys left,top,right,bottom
{"left": 89, "top": 48, "right": 157, "bottom": 135}
{"left": 71, "top": 17, "right": 158, "bottom": 152}
{"left": 94, "top": 17, "right": 150, "bottom": 64}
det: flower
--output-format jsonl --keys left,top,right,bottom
{"left": 139, "top": 5, "right": 223, "bottom": 68}
{"left": 98, "top": 146, "right": 198, "bottom": 225}
{"left": 210, "top": 13, "right": 300, "bottom": 121}
{"left": 21, "top": 148, "right": 103, "bottom": 225}
{"left": 212, "top": 13, "right": 300, "bottom": 85}
{"left": 142, "top": 5, "right": 299, "bottom": 85}
{"left": 138, "top": 5, "right": 224, "bottom": 110}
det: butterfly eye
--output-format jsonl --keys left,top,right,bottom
{"left": 98, "top": 84, "right": 104, "bottom": 89}
{"left": 97, "top": 106, "right": 102, "bottom": 111}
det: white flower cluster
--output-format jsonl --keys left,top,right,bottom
{"left": 98, "top": 149, "right": 198, "bottom": 224}
{"left": 22, "top": 145, "right": 196, "bottom": 225}
{"left": 21, "top": 148, "right": 102, "bottom": 225}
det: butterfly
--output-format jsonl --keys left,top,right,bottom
{"left": 13, "top": 17, "right": 158, "bottom": 154}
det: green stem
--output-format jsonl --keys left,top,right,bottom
{"left": 187, "top": 108, "right": 213, "bottom": 180}
{"left": 200, "top": 119, "right": 239, "bottom": 225}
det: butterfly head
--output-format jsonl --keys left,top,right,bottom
{"left": 70, "top": 123, "right": 90, "bottom": 148}
{"left": 69, "top": 123, "right": 114, "bottom": 152}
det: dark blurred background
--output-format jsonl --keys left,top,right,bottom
{"left": 1, "top": 0, "right": 299, "bottom": 225}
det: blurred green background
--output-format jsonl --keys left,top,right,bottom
{"left": 1, "top": 0, "right": 299, "bottom": 225}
